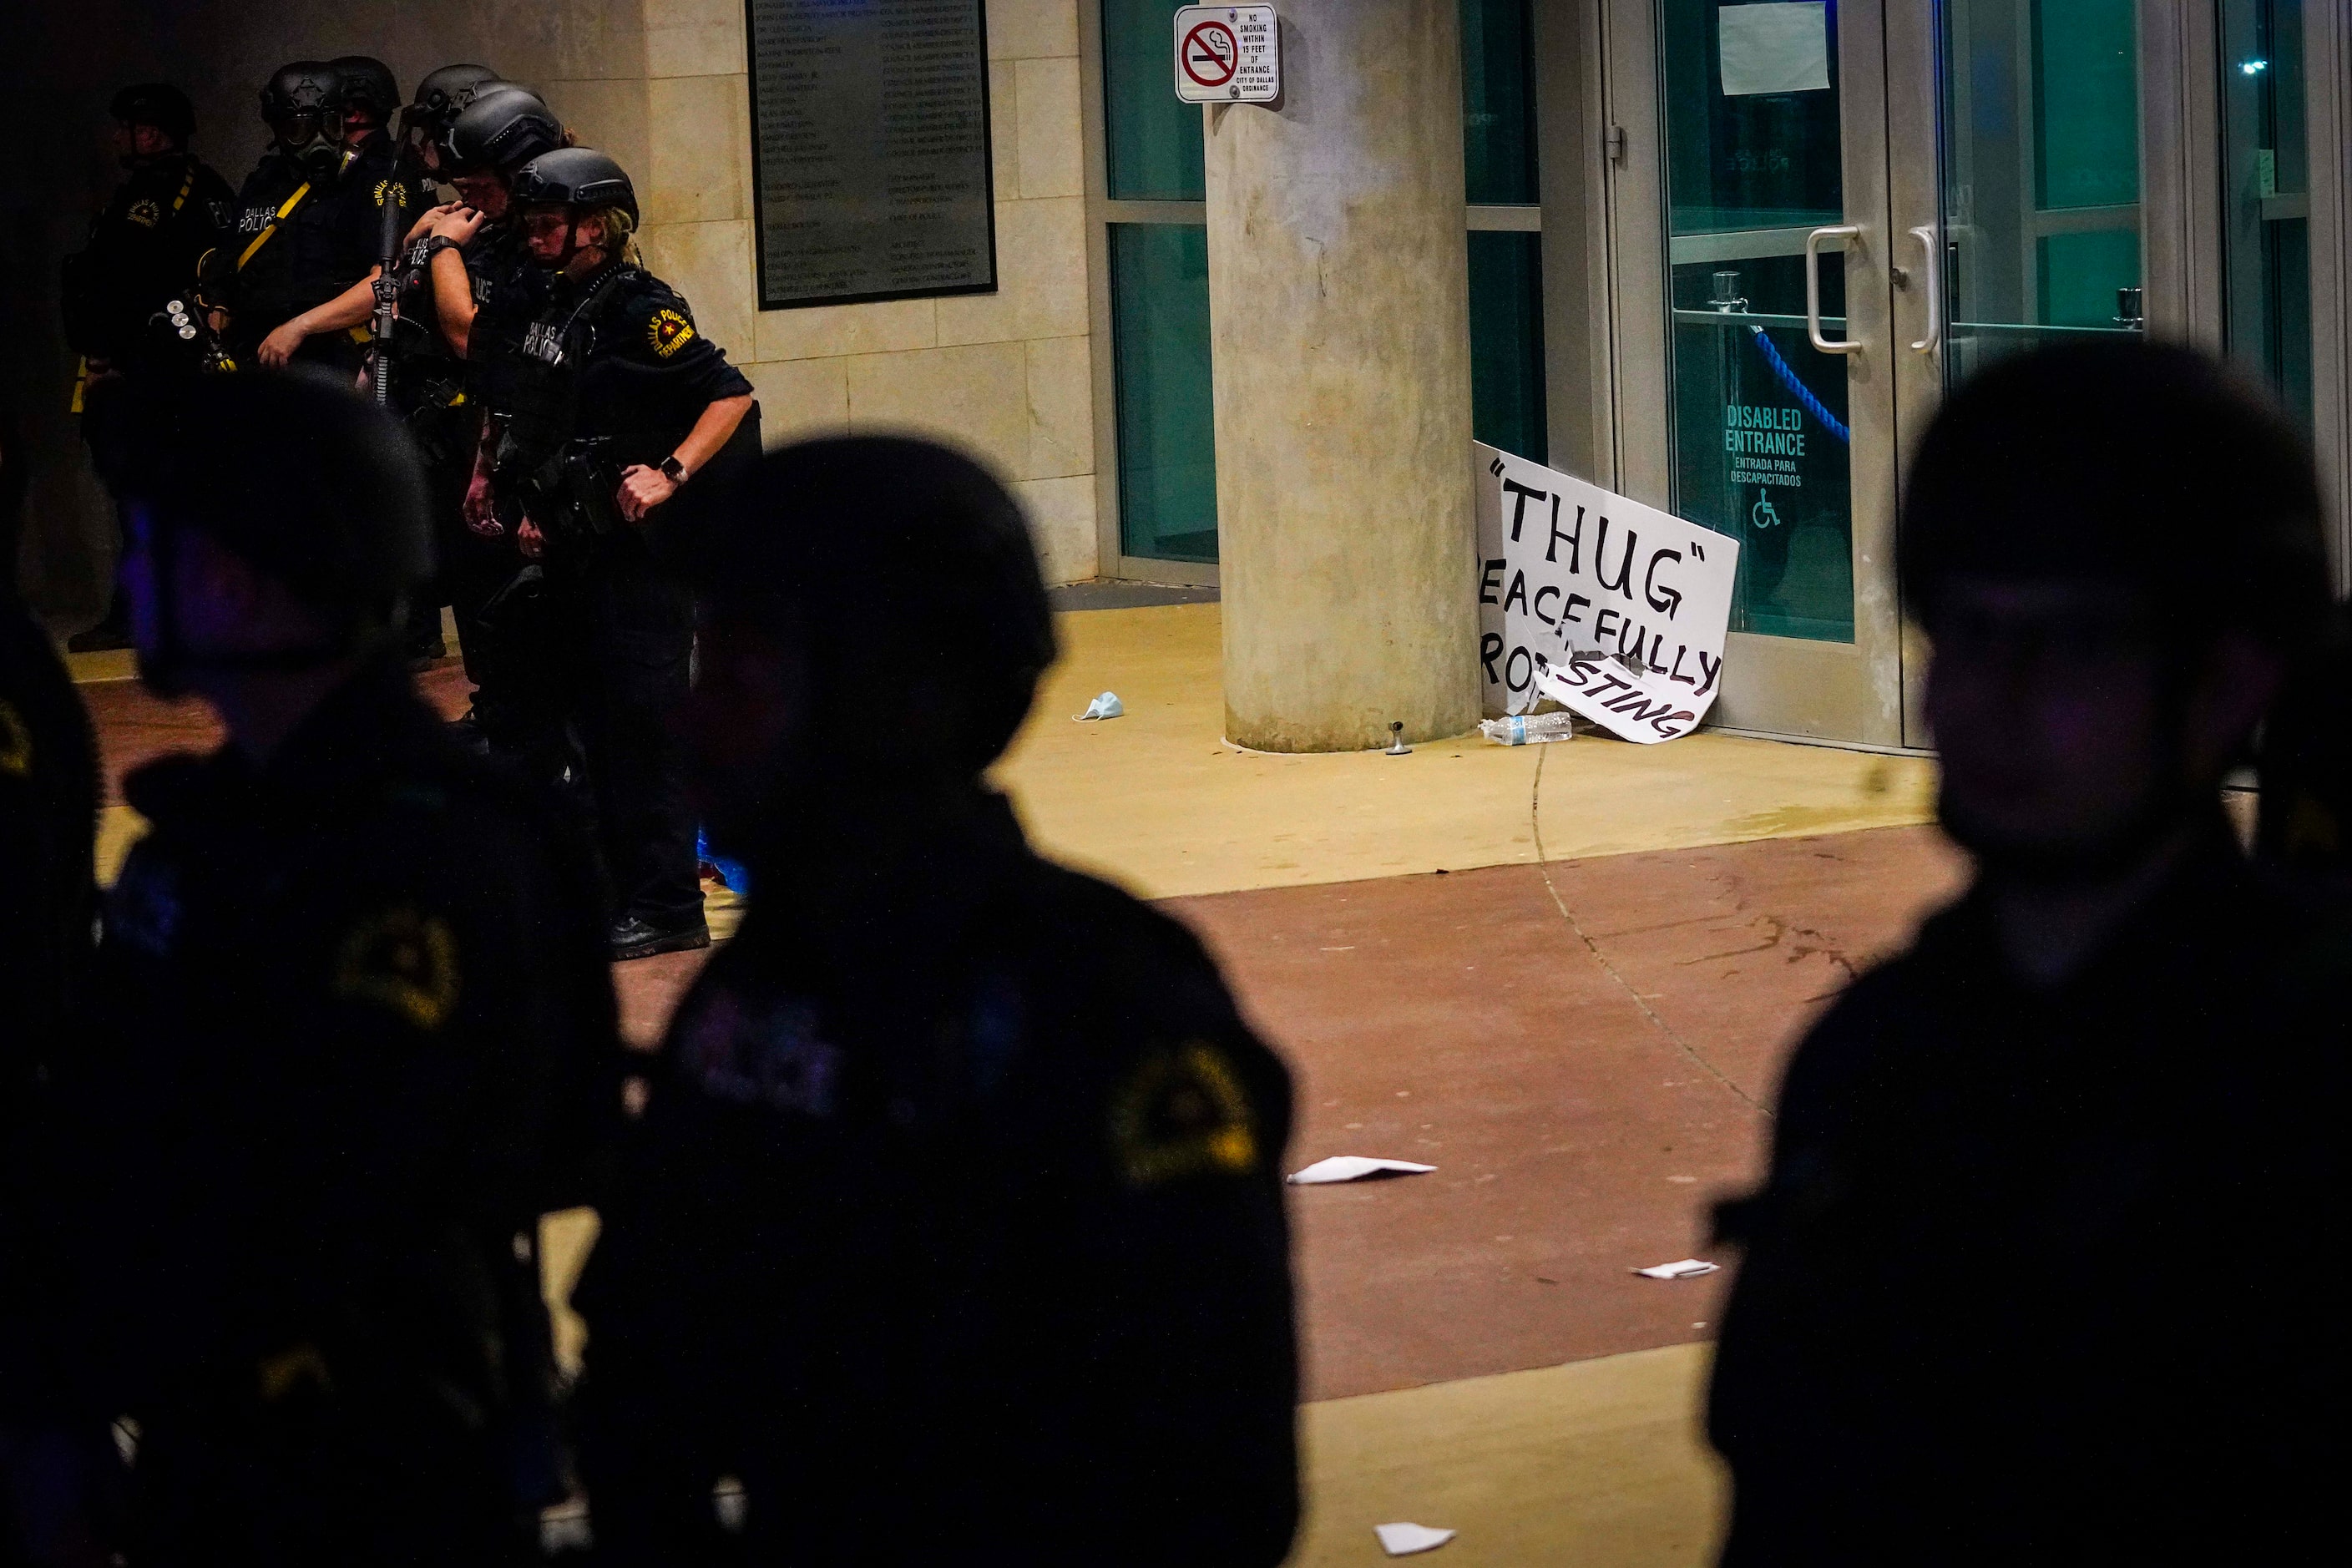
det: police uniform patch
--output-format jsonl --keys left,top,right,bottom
{"left": 0, "top": 699, "right": 29, "bottom": 777}
{"left": 126, "top": 198, "right": 162, "bottom": 229}
{"left": 257, "top": 1342, "right": 333, "bottom": 1402}
{"left": 647, "top": 307, "right": 695, "bottom": 358}
{"left": 1110, "top": 1040, "right": 1260, "bottom": 1186}
{"left": 332, "top": 907, "right": 460, "bottom": 1030}
{"left": 372, "top": 179, "right": 407, "bottom": 210}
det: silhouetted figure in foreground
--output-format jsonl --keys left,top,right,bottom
{"left": 1708, "top": 341, "right": 2347, "bottom": 1563}
{"left": 0, "top": 414, "right": 104, "bottom": 1564}
{"left": 575, "top": 438, "right": 1300, "bottom": 1565}
{"left": 48, "top": 372, "right": 621, "bottom": 1565}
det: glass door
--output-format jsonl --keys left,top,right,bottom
{"left": 1887, "top": 0, "right": 2149, "bottom": 741}
{"left": 1611, "top": 0, "right": 2162, "bottom": 745}
{"left": 1625, "top": 0, "right": 1905, "bottom": 743}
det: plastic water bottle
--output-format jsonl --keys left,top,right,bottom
{"left": 1479, "top": 711, "right": 1577, "bottom": 746}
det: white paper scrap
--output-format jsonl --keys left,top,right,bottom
{"left": 1632, "top": 1258, "right": 1722, "bottom": 1280}
{"left": 1287, "top": 1156, "right": 1438, "bottom": 1186}
{"left": 1719, "top": 3, "right": 1830, "bottom": 97}
{"left": 1375, "top": 1522, "right": 1457, "bottom": 1556}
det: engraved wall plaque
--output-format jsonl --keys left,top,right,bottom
{"left": 746, "top": 0, "right": 998, "bottom": 309}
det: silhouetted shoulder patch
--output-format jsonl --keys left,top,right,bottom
{"left": 1110, "top": 1039, "right": 1262, "bottom": 1186}
{"left": 333, "top": 907, "right": 460, "bottom": 1031}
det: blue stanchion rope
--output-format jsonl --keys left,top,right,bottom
{"left": 1746, "top": 325, "right": 1851, "bottom": 444}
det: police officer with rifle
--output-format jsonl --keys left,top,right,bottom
{"left": 392, "top": 83, "right": 568, "bottom": 754}
{"left": 210, "top": 61, "right": 417, "bottom": 377}
{"left": 471, "top": 147, "right": 757, "bottom": 961}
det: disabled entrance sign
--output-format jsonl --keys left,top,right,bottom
{"left": 1174, "top": 6, "right": 1281, "bottom": 104}
{"left": 1474, "top": 442, "right": 1743, "bottom": 744}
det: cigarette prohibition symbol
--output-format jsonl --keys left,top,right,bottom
{"left": 1182, "top": 22, "right": 1238, "bottom": 87}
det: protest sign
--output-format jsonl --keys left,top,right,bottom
{"left": 1475, "top": 443, "right": 1740, "bottom": 744}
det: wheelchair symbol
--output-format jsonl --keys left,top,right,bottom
{"left": 1750, "top": 492, "right": 1783, "bottom": 530}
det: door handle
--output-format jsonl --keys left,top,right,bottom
{"left": 1805, "top": 224, "right": 1864, "bottom": 355}
{"left": 1906, "top": 224, "right": 1941, "bottom": 354}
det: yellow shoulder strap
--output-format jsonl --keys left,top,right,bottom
{"left": 235, "top": 180, "right": 313, "bottom": 271}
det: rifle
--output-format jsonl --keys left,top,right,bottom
{"left": 367, "top": 186, "right": 403, "bottom": 406}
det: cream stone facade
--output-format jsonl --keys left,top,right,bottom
{"left": 543, "top": 0, "right": 1100, "bottom": 585}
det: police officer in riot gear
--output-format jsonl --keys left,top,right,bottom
{"left": 328, "top": 56, "right": 401, "bottom": 154}
{"left": 60, "top": 82, "right": 235, "bottom": 650}
{"left": 394, "top": 83, "right": 567, "bottom": 757}
{"left": 1707, "top": 341, "right": 2346, "bottom": 1561}
{"left": 215, "top": 62, "right": 418, "bottom": 375}
{"left": 62, "top": 84, "right": 234, "bottom": 382}
{"left": 402, "top": 64, "right": 505, "bottom": 183}
{"left": 473, "top": 146, "right": 758, "bottom": 959}
{"left": 42, "top": 369, "right": 625, "bottom": 1564}
{"left": 576, "top": 436, "right": 1301, "bottom": 1565}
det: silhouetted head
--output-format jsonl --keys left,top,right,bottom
{"left": 684, "top": 436, "right": 1055, "bottom": 862}
{"left": 1900, "top": 339, "right": 2329, "bottom": 878}
{"left": 110, "top": 82, "right": 195, "bottom": 161}
{"left": 94, "top": 371, "right": 431, "bottom": 697}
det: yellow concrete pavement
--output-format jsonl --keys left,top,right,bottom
{"left": 96, "top": 602, "right": 1937, "bottom": 894}
{"left": 1292, "top": 1343, "right": 1726, "bottom": 1567}
{"left": 994, "top": 603, "right": 1937, "bottom": 899}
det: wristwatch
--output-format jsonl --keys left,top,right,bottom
{"left": 659, "top": 455, "right": 690, "bottom": 485}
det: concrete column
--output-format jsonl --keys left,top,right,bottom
{"left": 1206, "top": 0, "right": 1479, "bottom": 752}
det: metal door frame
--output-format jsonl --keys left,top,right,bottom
{"left": 1601, "top": 0, "right": 1906, "bottom": 746}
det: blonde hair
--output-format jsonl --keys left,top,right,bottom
{"left": 584, "top": 205, "right": 644, "bottom": 268}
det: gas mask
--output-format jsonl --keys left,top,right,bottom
{"left": 272, "top": 114, "right": 345, "bottom": 179}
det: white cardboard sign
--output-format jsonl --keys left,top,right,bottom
{"left": 1475, "top": 442, "right": 1741, "bottom": 744}
{"left": 1174, "top": 6, "right": 1281, "bottom": 104}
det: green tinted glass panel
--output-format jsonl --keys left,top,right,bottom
{"left": 1941, "top": 0, "right": 2142, "bottom": 385}
{"left": 2036, "top": 230, "right": 2141, "bottom": 328}
{"left": 1467, "top": 231, "right": 1547, "bottom": 461}
{"left": 1671, "top": 257, "right": 1854, "bottom": 642}
{"left": 1660, "top": 0, "right": 1842, "bottom": 235}
{"left": 2034, "top": 0, "right": 2140, "bottom": 210}
{"left": 1110, "top": 224, "right": 1218, "bottom": 563}
{"left": 2219, "top": 0, "right": 2314, "bottom": 429}
{"left": 1659, "top": 0, "right": 1854, "bottom": 643}
{"left": 1104, "top": 0, "right": 1206, "bottom": 200}
{"left": 1462, "top": 0, "right": 1539, "bottom": 205}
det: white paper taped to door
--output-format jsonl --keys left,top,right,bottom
{"left": 1719, "top": 3, "right": 1831, "bottom": 97}
{"left": 1474, "top": 442, "right": 1741, "bottom": 745}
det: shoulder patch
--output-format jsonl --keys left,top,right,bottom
{"left": 372, "top": 179, "right": 407, "bottom": 210}
{"left": 126, "top": 198, "right": 162, "bottom": 229}
{"left": 647, "top": 306, "right": 696, "bottom": 358}
{"left": 0, "top": 699, "right": 29, "bottom": 776}
{"left": 332, "top": 907, "right": 460, "bottom": 1030}
{"left": 1110, "top": 1040, "right": 1260, "bottom": 1186}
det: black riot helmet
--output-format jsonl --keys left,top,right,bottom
{"left": 403, "top": 63, "right": 502, "bottom": 139}
{"left": 260, "top": 62, "right": 345, "bottom": 173}
{"left": 328, "top": 56, "right": 401, "bottom": 130}
{"left": 509, "top": 145, "right": 637, "bottom": 223}
{"left": 691, "top": 436, "right": 1056, "bottom": 783}
{"left": 444, "top": 85, "right": 564, "bottom": 177}
{"left": 110, "top": 82, "right": 196, "bottom": 145}
{"left": 1900, "top": 340, "right": 2330, "bottom": 657}
{"left": 92, "top": 369, "right": 433, "bottom": 690}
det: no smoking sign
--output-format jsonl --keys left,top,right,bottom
{"left": 1173, "top": 5, "right": 1281, "bottom": 104}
